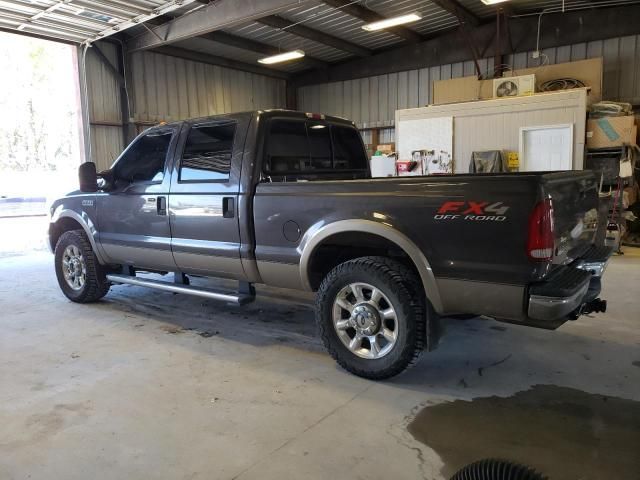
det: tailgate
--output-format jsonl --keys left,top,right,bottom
{"left": 542, "top": 172, "right": 600, "bottom": 264}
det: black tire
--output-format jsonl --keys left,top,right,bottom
{"left": 54, "top": 229, "right": 110, "bottom": 303}
{"left": 450, "top": 459, "right": 548, "bottom": 480}
{"left": 316, "top": 256, "right": 427, "bottom": 380}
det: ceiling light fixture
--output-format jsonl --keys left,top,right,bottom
{"left": 258, "top": 50, "right": 305, "bottom": 64}
{"left": 481, "top": 0, "right": 511, "bottom": 5}
{"left": 361, "top": 13, "right": 421, "bottom": 31}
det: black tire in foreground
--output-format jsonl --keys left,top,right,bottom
{"left": 54, "top": 229, "right": 110, "bottom": 303}
{"left": 450, "top": 459, "right": 548, "bottom": 480}
{"left": 316, "top": 256, "right": 428, "bottom": 380}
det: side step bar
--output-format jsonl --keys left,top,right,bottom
{"left": 106, "top": 274, "right": 255, "bottom": 305}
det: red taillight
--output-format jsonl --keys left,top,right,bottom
{"left": 527, "top": 199, "right": 554, "bottom": 261}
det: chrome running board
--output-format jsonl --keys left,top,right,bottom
{"left": 106, "top": 274, "right": 254, "bottom": 305}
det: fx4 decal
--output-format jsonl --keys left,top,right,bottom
{"left": 434, "top": 201, "right": 510, "bottom": 222}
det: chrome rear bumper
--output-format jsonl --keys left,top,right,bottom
{"left": 524, "top": 246, "right": 611, "bottom": 327}
{"left": 528, "top": 280, "right": 590, "bottom": 321}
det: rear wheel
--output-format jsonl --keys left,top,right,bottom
{"left": 316, "top": 256, "right": 427, "bottom": 379}
{"left": 54, "top": 230, "right": 110, "bottom": 303}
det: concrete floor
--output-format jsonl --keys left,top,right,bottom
{"left": 1, "top": 248, "right": 639, "bottom": 480}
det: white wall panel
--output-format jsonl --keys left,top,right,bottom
{"left": 396, "top": 89, "right": 588, "bottom": 172}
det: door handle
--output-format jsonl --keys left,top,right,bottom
{"left": 223, "top": 197, "right": 234, "bottom": 218}
{"left": 157, "top": 196, "right": 167, "bottom": 216}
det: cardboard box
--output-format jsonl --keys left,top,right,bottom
{"left": 586, "top": 116, "right": 637, "bottom": 149}
{"left": 376, "top": 143, "right": 395, "bottom": 155}
{"left": 625, "top": 185, "right": 638, "bottom": 206}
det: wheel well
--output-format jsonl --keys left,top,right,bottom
{"left": 307, "top": 232, "right": 419, "bottom": 291}
{"left": 49, "top": 217, "right": 84, "bottom": 251}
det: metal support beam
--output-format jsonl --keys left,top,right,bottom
{"left": 290, "top": 4, "right": 640, "bottom": 87}
{"left": 126, "top": 0, "right": 307, "bottom": 52}
{"left": 0, "top": 26, "right": 76, "bottom": 45}
{"left": 75, "top": 45, "right": 90, "bottom": 164}
{"left": 459, "top": 23, "right": 482, "bottom": 78}
{"left": 285, "top": 82, "right": 297, "bottom": 110}
{"left": 321, "top": 0, "right": 422, "bottom": 43}
{"left": 494, "top": 8, "right": 503, "bottom": 77}
{"left": 150, "top": 45, "right": 290, "bottom": 80}
{"left": 87, "top": 41, "right": 135, "bottom": 146}
{"left": 430, "top": 0, "right": 480, "bottom": 27}
{"left": 201, "top": 31, "right": 327, "bottom": 69}
{"left": 257, "top": 15, "right": 372, "bottom": 57}
{"left": 89, "top": 0, "right": 199, "bottom": 44}
{"left": 115, "top": 41, "right": 137, "bottom": 146}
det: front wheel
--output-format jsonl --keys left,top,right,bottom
{"left": 316, "top": 256, "right": 427, "bottom": 380}
{"left": 54, "top": 230, "right": 110, "bottom": 303}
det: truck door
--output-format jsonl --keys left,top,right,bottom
{"left": 168, "top": 119, "right": 244, "bottom": 279}
{"left": 97, "top": 126, "right": 179, "bottom": 272}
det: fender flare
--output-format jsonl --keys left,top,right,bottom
{"left": 298, "top": 219, "right": 443, "bottom": 313}
{"left": 51, "top": 209, "right": 107, "bottom": 265}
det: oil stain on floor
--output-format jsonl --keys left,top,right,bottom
{"left": 408, "top": 385, "right": 640, "bottom": 479}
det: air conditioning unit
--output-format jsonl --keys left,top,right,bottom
{"left": 493, "top": 74, "right": 536, "bottom": 98}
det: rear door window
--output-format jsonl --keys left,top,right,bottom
{"left": 179, "top": 122, "right": 236, "bottom": 182}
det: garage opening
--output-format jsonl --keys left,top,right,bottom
{"left": 0, "top": 32, "right": 82, "bottom": 257}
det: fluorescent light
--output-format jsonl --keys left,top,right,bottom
{"left": 481, "top": 0, "right": 510, "bottom": 4}
{"left": 362, "top": 13, "right": 421, "bottom": 31}
{"left": 258, "top": 50, "right": 305, "bottom": 64}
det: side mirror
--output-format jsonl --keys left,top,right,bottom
{"left": 98, "top": 168, "right": 115, "bottom": 190}
{"left": 79, "top": 162, "right": 98, "bottom": 192}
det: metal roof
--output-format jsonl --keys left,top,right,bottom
{"left": 1, "top": 0, "right": 639, "bottom": 73}
{"left": 0, "top": 0, "right": 199, "bottom": 43}
{"left": 228, "top": 21, "right": 351, "bottom": 68}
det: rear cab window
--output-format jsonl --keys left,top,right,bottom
{"left": 263, "top": 118, "right": 368, "bottom": 182}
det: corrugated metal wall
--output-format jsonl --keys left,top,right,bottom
{"left": 129, "top": 51, "right": 286, "bottom": 123}
{"left": 298, "top": 34, "right": 640, "bottom": 138}
{"left": 84, "top": 45, "right": 286, "bottom": 170}
{"left": 84, "top": 42, "right": 124, "bottom": 170}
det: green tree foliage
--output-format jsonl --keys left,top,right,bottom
{"left": 0, "top": 33, "right": 80, "bottom": 172}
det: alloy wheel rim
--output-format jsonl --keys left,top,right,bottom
{"left": 332, "top": 282, "right": 398, "bottom": 359}
{"left": 62, "top": 245, "right": 86, "bottom": 291}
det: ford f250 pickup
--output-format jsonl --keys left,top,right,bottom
{"left": 48, "top": 110, "right": 611, "bottom": 379}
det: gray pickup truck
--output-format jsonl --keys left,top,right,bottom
{"left": 49, "top": 110, "right": 610, "bottom": 379}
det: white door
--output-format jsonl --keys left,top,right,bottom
{"left": 520, "top": 124, "right": 574, "bottom": 171}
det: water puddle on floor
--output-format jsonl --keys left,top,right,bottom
{"left": 407, "top": 385, "right": 640, "bottom": 479}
